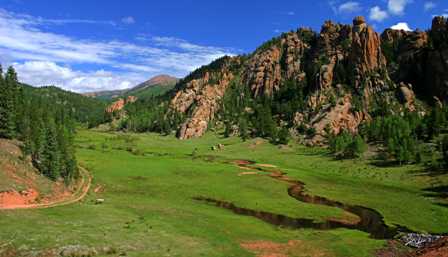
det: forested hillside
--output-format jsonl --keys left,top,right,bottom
{"left": 23, "top": 85, "right": 108, "bottom": 128}
{"left": 0, "top": 65, "right": 106, "bottom": 181}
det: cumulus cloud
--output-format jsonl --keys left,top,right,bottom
{"left": 338, "top": 1, "right": 362, "bottom": 14}
{"left": 121, "top": 16, "right": 135, "bottom": 24}
{"left": 424, "top": 1, "right": 436, "bottom": 11}
{"left": 0, "top": 9, "right": 236, "bottom": 92}
{"left": 388, "top": 0, "right": 411, "bottom": 15}
{"left": 13, "top": 61, "right": 145, "bottom": 92}
{"left": 369, "top": 6, "right": 389, "bottom": 22}
{"left": 390, "top": 22, "right": 412, "bottom": 31}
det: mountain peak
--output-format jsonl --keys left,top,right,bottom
{"left": 133, "top": 74, "right": 179, "bottom": 91}
{"left": 144, "top": 74, "right": 178, "bottom": 86}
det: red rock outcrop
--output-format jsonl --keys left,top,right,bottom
{"left": 172, "top": 72, "right": 234, "bottom": 139}
{"left": 105, "top": 96, "right": 137, "bottom": 113}
{"left": 307, "top": 21, "right": 352, "bottom": 110}
{"left": 310, "top": 94, "right": 366, "bottom": 136}
{"left": 350, "top": 16, "right": 386, "bottom": 88}
{"left": 242, "top": 31, "right": 309, "bottom": 96}
{"left": 170, "top": 56, "right": 239, "bottom": 139}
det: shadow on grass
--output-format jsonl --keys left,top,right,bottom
{"left": 369, "top": 160, "right": 402, "bottom": 167}
{"left": 422, "top": 185, "right": 448, "bottom": 198}
{"left": 410, "top": 166, "right": 448, "bottom": 178}
{"left": 436, "top": 203, "right": 448, "bottom": 208}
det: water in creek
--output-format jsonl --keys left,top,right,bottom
{"left": 195, "top": 160, "right": 414, "bottom": 239}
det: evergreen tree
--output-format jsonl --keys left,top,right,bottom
{"left": 350, "top": 135, "right": 367, "bottom": 158}
{"left": 0, "top": 66, "right": 17, "bottom": 138}
{"left": 239, "top": 118, "right": 249, "bottom": 141}
{"left": 277, "top": 127, "right": 290, "bottom": 145}
{"left": 0, "top": 63, "right": 80, "bottom": 181}
{"left": 41, "top": 120, "right": 61, "bottom": 180}
{"left": 0, "top": 64, "right": 6, "bottom": 137}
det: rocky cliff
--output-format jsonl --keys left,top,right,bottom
{"left": 168, "top": 16, "right": 448, "bottom": 141}
{"left": 169, "top": 57, "right": 239, "bottom": 139}
{"left": 106, "top": 96, "right": 137, "bottom": 113}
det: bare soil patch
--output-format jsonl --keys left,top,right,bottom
{"left": 241, "top": 240, "right": 331, "bottom": 257}
{"left": 0, "top": 167, "right": 91, "bottom": 210}
{"left": 238, "top": 172, "right": 259, "bottom": 176}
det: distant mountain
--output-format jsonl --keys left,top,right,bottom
{"left": 83, "top": 89, "right": 124, "bottom": 100}
{"left": 84, "top": 75, "right": 178, "bottom": 100}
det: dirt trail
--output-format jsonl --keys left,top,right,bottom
{"left": 0, "top": 167, "right": 91, "bottom": 210}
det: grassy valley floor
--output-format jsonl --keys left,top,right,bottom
{"left": 1, "top": 129, "right": 447, "bottom": 257}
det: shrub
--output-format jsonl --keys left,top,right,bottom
{"left": 277, "top": 127, "right": 290, "bottom": 145}
{"left": 306, "top": 127, "right": 316, "bottom": 137}
{"left": 329, "top": 131, "right": 366, "bottom": 159}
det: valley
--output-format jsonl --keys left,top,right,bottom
{"left": 1, "top": 2, "right": 448, "bottom": 256}
{"left": 1, "top": 130, "right": 447, "bottom": 256}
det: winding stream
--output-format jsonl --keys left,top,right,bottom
{"left": 195, "top": 160, "right": 414, "bottom": 239}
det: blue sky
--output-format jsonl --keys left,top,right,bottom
{"left": 0, "top": 0, "right": 446, "bottom": 92}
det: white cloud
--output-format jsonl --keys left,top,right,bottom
{"left": 121, "top": 16, "right": 135, "bottom": 24}
{"left": 388, "top": 0, "right": 411, "bottom": 15}
{"left": 13, "top": 61, "right": 144, "bottom": 92}
{"left": 287, "top": 11, "right": 295, "bottom": 16}
{"left": 424, "top": 1, "right": 436, "bottom": 11}
{"left": 369, "top": 6, "right": 389, "bottom": 22}
{"left": 0, "top": 9, "right": 237, "bottom": 92}
{"left": 390, "top": 22, "right": 412, "bottom": 31}
{"left": 338, "top": 1, "right": 362, "bottom": 13}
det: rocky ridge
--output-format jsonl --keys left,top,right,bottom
{"left": 167, "top": 16, "right": 447, "bottom": 141}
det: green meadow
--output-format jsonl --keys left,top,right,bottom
{"left": 1, "top": 129, "right": 447, "bottom": 257}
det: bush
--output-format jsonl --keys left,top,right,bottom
{"left": 306, "top": 127, "right": 316, "bottom": 137}
{"left": 329, "top": 131, "right": 366, "bottom": 159}
{"left": 277, "top": 127, "right": 290, "bottom": 145}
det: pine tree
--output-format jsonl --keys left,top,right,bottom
{"left": 239, "top": 118, "right": 249, "bottom": 141}
{"left": 0, "top": 64, "right": 7, "bottom": 138}
{"left": 0, "top": 66, "right": 19, "bottom": 139}
{"left": 42, "top": 120, "right": 61, "bottom": 180}
{"left": 350, "top": 135, "right": 367, "bottom": 158}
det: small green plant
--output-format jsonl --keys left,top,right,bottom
{"left": 306, "top": 127, "right": 316, "bottom": 137}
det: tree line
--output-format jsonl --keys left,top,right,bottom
{"left": 330, "top": 107, "right": 448, "bottom": 168}
{"left": 0, "top": 65, "right": 78, "bottom": 182}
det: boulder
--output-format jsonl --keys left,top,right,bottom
{"left": 401, "top": 233, "right": 443, "bottom": 248}
{"left": 398, "top": 82, "right": 416, "bottom": 111}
